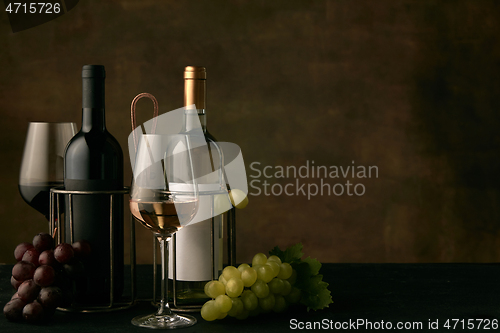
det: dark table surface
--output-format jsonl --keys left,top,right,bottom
{"left": 1, "top": 263, "right": 499, "bottom": 332}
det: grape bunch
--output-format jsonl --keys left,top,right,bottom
{"left": 3, "top": 232, "right": 91, "bottom": 324}
{"left": 201, "top": 253, "right": 301, "bottom": 321}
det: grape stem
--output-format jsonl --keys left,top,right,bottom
{"left": 156, "top": 235, "right": 173, "bottom": 317}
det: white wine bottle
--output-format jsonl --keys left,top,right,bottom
{"left": 167, "top": 66, "right": 224, "bottom": 305}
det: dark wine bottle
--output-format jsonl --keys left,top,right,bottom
{"left": 64, "top": 65, "right": 124, "bottom": 304}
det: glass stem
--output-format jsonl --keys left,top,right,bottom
{"left": 157, "top": 236, "right": 173, "bottom": 316}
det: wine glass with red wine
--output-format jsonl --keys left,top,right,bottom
{"left": 129, "top": 134, "right": 199, "bottom": 329}
{"left": 19, "top": 122, "right": 77, "bottom": 220}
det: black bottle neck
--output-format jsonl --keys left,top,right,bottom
{"left": 81, "top": 108, "right": 106, "bottom": 132}
{"left": 81, "top": 76, "right": 106, "bottom": 132}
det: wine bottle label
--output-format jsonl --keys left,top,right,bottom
{"left": 168, "top": 183, "right": 223, "bottom": 281}
{"left": 168, "top": 218, "right": 221, "bottom": 281}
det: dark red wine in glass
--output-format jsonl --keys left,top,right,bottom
{"left": 19, "top": 122, "right": 77, "bottom": 220}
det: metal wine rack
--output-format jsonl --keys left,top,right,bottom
{"left": 49, "top": 187, "right": 136, "bottom": 313}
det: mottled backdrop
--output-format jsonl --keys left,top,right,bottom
{"left": 1, "top": 1, "right": 499, "bottom": 264}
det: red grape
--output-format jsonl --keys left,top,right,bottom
{"left": 54, "top": 243, "right": 74, "bottom": 264}
{"left": 22, "top": 248, "right": 40, "bottom": 267}
{"left": 39, "top": 250, "right": 58, "bottom": 266}
{"left": 11, "top": 292, "right": 20, "bottom": 300}
{"left": 38, "top": 286, "right": 63, "bottom": 309}
{"left": 3, "top": 298, "right": 26, "bottom": 322}
{"left": 11, "top": 276, "right": 22, "bottom": 290}
{"left": 33, "top": 265, "right": 56, "bottom": 287}
{"left": 72, "top": 240, "right": 91, "bottom": 259}
{"left": 12, "top": 261, "right": 36, "bottom": 281}
{"left": 14, "top": 243, "right": 34, "bottom": 262}
{"left": 33, "top": 233, "right": 54, "bottom": 253}
{"left": 22, "top": 301, "right": 45, "bottom": 323}
{"left": 18, "top": 280, "right": 41, "bottom": 303}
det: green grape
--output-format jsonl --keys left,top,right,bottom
{"left": 235, "top": 309, "right": 249, "bottom": 320}
{"left": 222, "top": 266, "right": 241, "bottom": 281}
{"left": 215, "top": 295, "right": 232, "bottom": 313}
{"left": 287, "top": 269, "right": 297, "bottom": 285}
{"left": 252, "top": 264, "right": 262, "bottom": 271}
{"left": 226, "top": 277, "right": 244, "bottom": 297}
{"left": 273, "top": 295, "right": 287, "bottom": 313}
{"left": 206, "top": 281, "right": 226, "bottom": 298}
{"left": 241, "top": 290, "right": 258, "bottom": 311}
{"left": 219, "top": 274, "right": 227, "bottom": 285}
{"left": 256, "top": 264, "right": 274, "bottom": 283}
{"left": 277, "top": 262, "right": 293, "bottom": 280}
{"left": 229, "top": 189, "right": 248, "bottom": 209}
{"left": 241, "top": 267, "right": 258, "bottom": 287}
{"left": 204, "top": 281, "right": 211, "bottom": 296}
{"left": 267, "top": 255, "right": 282, "bottom": 264}
{"left": 201, "top": 300, "right": 221, "bottom": 321}
{"left": 252, "top": 253, "right": 267, "bottom": 266}
{"left": 251, "top": 279, "right": 270, "bottom": 298}
{"left": 214, "top": 193, "right": 232, "bottom": 215}
{"left": 280, "top": 280, "right": 292, "bottom": 296}
{"left": 258, "top": 293, "right": 276, "bottom": 312}
{"left": 237, "top": 263, "right": 250, "bottom": 272}
{"left": 201, "top": 245, "right": 331, "bottom": 322}
{"left": 285, "top": 287, "right": 301, "bottom": 304}
{"left": 266, "top": 261, "right": 280, "bottom": 277}
{"left": 268, "top": 278, "right": 285, "bottom": 294}
{"left": 227, "top": 297, "right": 244, "bottom": 317}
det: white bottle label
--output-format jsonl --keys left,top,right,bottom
{"left": 168, "top": 184, "right": 223, "bottom": 281}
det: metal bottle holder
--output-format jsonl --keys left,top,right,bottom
{"left": 49, "top": 187, "right": 136, "bottom": 313}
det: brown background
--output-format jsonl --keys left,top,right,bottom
{"left": 1, "top": 0, "right": 499, "bottom": 265}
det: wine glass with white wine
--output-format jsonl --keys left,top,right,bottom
{"left": 129, "top": 134, "right": 199, "bottom": 329}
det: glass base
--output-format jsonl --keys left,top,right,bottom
{"left": 131, "top": 312, "right": 197, "bottom": 329}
